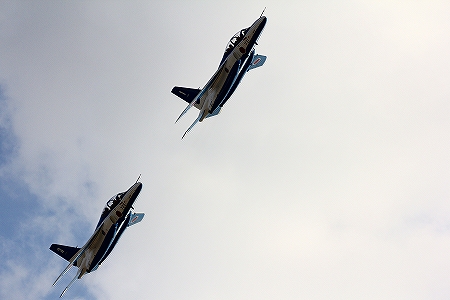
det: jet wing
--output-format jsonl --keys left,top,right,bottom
{"left": 172, "top": 87, "right": 202, "bottom": 107}
{"left": 247, "top": 54, "right": 266, "bottom": 71}
{"left": 128, "top": 213, "right": 145, "bottom": 227}
{"left": 50, "top": 244, "right": 81, "bottom": 262}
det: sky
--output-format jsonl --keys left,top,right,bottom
{"left": 1, "top": 1, "right": 450, "bottom": 299}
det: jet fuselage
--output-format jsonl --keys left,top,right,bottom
{"left": 50, "top": 182, "right": 144, "bottom": 297}
{"left": 76, "top": 182, "right": 142, "bottom": 274}
{"left": 172, "top": 15, "right": 267, "bottom": 138}
{"left": 199, "top": 16, "right": 267, "bottom": 120}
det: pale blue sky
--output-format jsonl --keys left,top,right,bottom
{"left": 1, "top": 1, "right": 450, "bottom": 299}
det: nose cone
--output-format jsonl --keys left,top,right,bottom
{"left": 127, "top": 182, "right": 142, "bottom": 207}
{"left": 132, "top": 182, "right": 142, "bottom": 197}
{"left": 247, "top": 16, "right": 266, "bottom": 47}
{"left": 260, "top": 16, "right": 267, "bottom": 25}
{"left": 256, "top": 16, "right": 267, "bottom": 30}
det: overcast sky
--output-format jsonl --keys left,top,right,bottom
{"left": 1, "top": 1, "right": 450, "bottom": 299}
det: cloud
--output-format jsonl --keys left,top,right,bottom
{"left": 1, "top": 1, "right": 450, "bottom": 299}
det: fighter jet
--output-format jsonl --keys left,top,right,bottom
{"left": 50, "top": 181, "right": 144, "bottom": 297}
{"left": 172, "top": 13, "right": 267, "bottom": 138}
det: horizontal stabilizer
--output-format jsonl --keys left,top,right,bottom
{"left": 247, "top": 54, "right": 266, "bottom": 71}
{"left": 50, "top": 244, "right": 81, "bottom": 262}
{"left": 128, "top": 213, "right": 145, "bottom": 227}
{"left": 171, "top": 87, "right": 201, "bottom": 105}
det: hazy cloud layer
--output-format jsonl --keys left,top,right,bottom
{"left": 1, "top": 1, "right": 450, "bottom": 299}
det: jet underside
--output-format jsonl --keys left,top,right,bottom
{"left": 172, "top": 15, "right": 267, "bottom": 138}
{"left": 50, "top": 182, "right": 144, "bottom": 297}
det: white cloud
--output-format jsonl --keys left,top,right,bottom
{"left": 1, "top": 1, "right": 450, "bottom": 299}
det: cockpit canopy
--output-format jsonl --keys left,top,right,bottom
{"left": 221, "top": 28, "right": 248, "bottom": 63}
{"left": 104, "top": 192, "right": 125, "bottom": 212}
{"left": 97, "top": 191, "right": 126, "bottom": 228}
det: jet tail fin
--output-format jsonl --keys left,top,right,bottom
{"left": 50, "top": 244, "right": 81, "bottom": 262}
{"left": 173, "top": 87, "right": 202, "bottom": 123}
{"left": 52, "top": 225, "right": 103, "bottom": 287}
{"left": 128, "top": 213, "right": 145, "bottom": 227}
{"left": 247, "top": 54, "right": 266, "bottom": 71}
{"left": 171, "top": 87, "right": 201, "bottom": 105}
